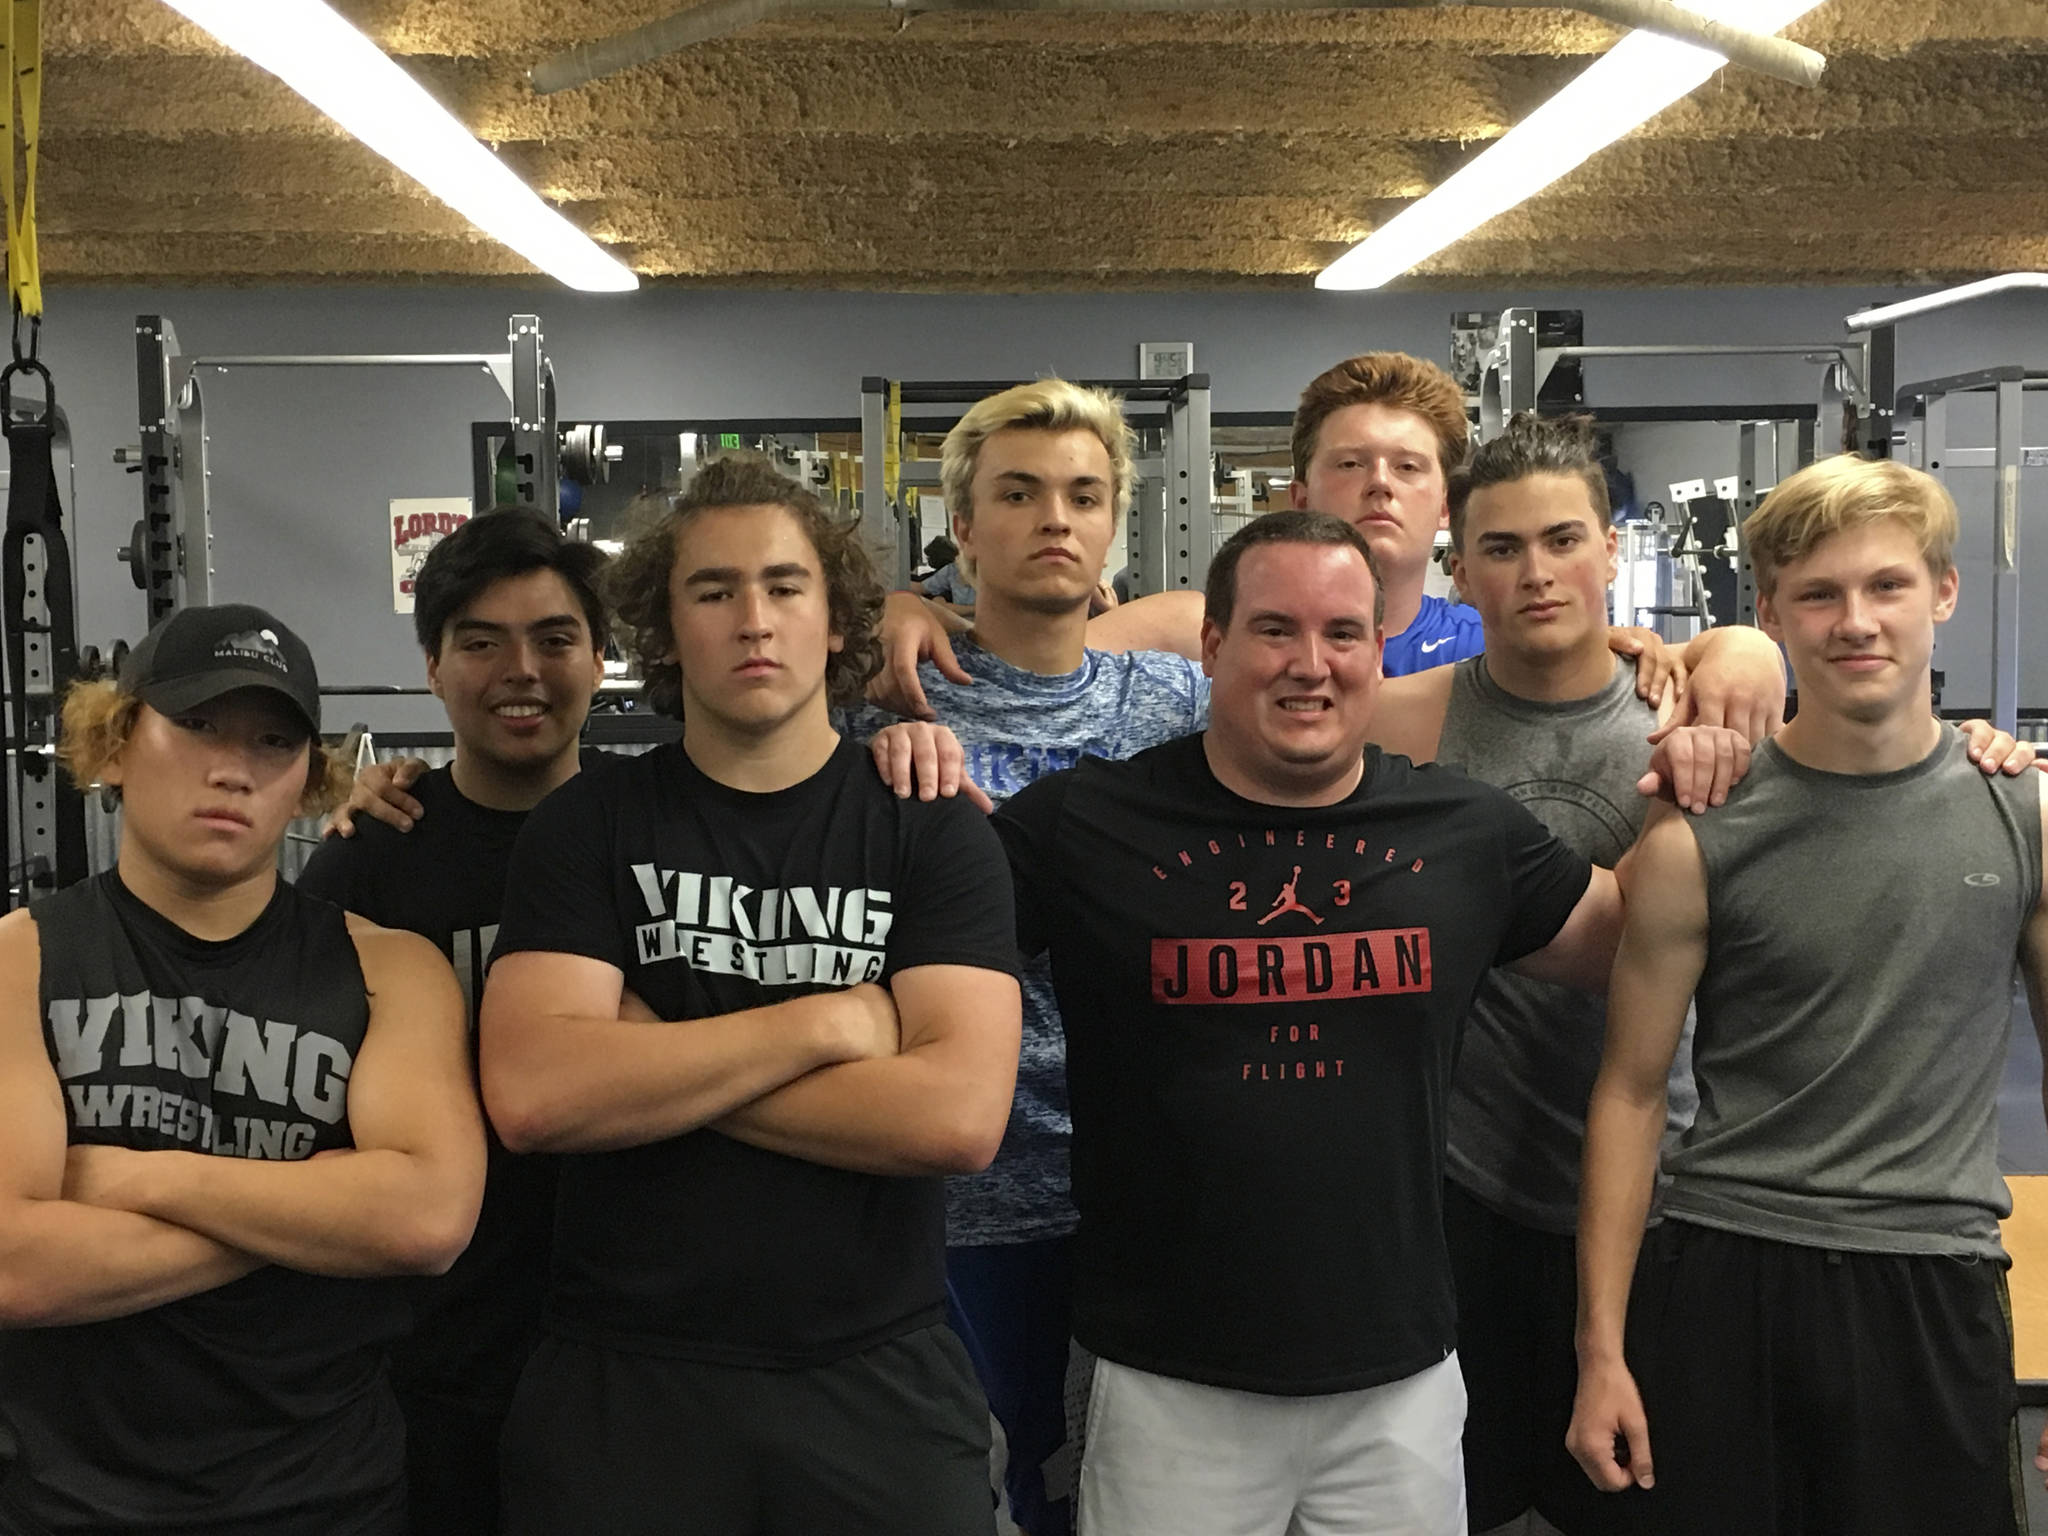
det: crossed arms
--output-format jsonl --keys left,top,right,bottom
{"left": 0, "top": 912, "right": 485, "bottom": 1328}
{"left": 480, "top": 953, "right": 1021, "bottom": 1178}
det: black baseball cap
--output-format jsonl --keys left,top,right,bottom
{"left": 118, "top": 603, "right": 323, "bottom": 736}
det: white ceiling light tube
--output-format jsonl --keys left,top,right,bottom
{"left": 160, "top": 0, "right": 639, "bottom": 293}
{"left": 1317, "top": 2, "right": 1822, "bottom": 292}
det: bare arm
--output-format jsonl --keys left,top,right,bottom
{"left": 1609, "top": 626, "right": 1686, "bottom": 706}
{"left": 1566, "top": 811, "right": 1708, "bottom": 1494}
{"left": 322, "top": 756, "right": 429, "bottom": 838}
{"left": 0, "top": 914, "right": 265, "bottom": 1327}
{"left": 1673, "top": 624, "right": 1787, "bottom": 743}
{"left": 1363, "top": 666, "right": 1455, "bottom": 765}
{"left": 867, "top": 592, "right": 975, "bottom": 721}
{"left": 710, "top": 964, "right": 1022, "bottom": 1177}
{"left": 1510, "top": 864, "right": 1623, "bottom": 993}
{"left": 64, "top": 922, "right": 487, "bottom": 1279}
{"left": 480, "top": 950, "right": 898, "bottom": 1155}
{"left": 1085, "top": 590, "right": 1204, "bottom": 659}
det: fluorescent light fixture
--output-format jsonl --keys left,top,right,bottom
{"left": 160, "top": 0, "right": 639, "bottom": 293}
{"left": 1317, "top": 2, "right": 1821, "bottom": 291}
{"left": 1845, "top": 274, "right": 2048, "bottom": 331}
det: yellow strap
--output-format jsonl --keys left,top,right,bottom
{"left": 884, "top": 381, "right": 902, "bottom": 506}
{"left": 1, "top": 0, "right": 41, "bottom": 320}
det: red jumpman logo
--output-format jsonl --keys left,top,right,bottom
{"left": 1258, "top": 866, "right": 1324, "bottom": 927}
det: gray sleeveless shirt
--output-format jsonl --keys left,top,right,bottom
{"left": 1668, "top": 727, "right": 2043, "bottom": 1260}
{"left": 1437, "top": 655, "right": 1698, "bottom": 1233}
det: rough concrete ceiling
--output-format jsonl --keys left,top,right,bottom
{"left": 38, "top": 0, "right": 2048, "bottom": 290}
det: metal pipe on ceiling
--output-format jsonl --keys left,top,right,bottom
{"left": 530, "top": 0, "right": 870, "bottom": 93}
{"left": 1844, "top": 274, "right": 2048, "bottom": 333}
{"left": 1479, "top": 0, "right": 1822, "bottom": 87}
{"left": 529, "top": 0, "right": 1825, "bottom": 94}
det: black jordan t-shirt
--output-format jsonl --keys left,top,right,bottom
{"left": 0, "top": 873, "right": 406, "bottom": 1535}
{"left": 493, "top": 736, "right": 1019, "bottom": 1367}
{"left": 296, "top": 749, "right": 620, "bottom": 1411}
{"left": 994, "top": 734, "right": 1591, "bottom": 1395}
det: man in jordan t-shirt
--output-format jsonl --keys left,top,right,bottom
{"left": 483, "top": 455, "right": 1023, "bottom": 1536}
{"left": 0, "top": 603, "right": 485, "bottom": 1536}
{"left": 994, "top": 512, "right": 1623, "bottom": 1536}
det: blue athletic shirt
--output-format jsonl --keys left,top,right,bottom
{"left": 847, "top": 635, "right": 1209, "bottom": 1244}
{"left": 1382, "top": 592, "right": 1485, "bottom": 677}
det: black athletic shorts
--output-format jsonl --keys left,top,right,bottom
{"left": 401, "top": 1388, "right": 506, "bottom": 1536}
{"left": 499, "top": 1324, "right": 995, "bottom": 1536}
{"left": 1624, "top": 1219, "right": 2026, "bottom": 1536}
{"left": 0, "top": 1479, "right": 405, "bottom": 1536}
{"left": 1443, "top": 1178, "right": 1649, "bottom": 1536}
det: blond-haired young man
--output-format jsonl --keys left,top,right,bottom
{"left": 1570, "top": 456, "right": 2048, "bottom": 1535}
{"left": 850, "top": 378, "right": 1210, "bottom": 1536}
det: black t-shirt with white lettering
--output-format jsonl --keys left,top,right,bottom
{"left": 0, "top": 873, "right": 406, "bottom": 1535}
{"left": 296, "top": 750, "right": 618, "bottom": 1412}
{"left": 492, "top": 736, "right": 1018, "bottom": 1367}
{"left": 994, "top": 734, "right": 1591, "bottom": 1396}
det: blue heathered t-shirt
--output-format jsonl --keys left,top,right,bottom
{"left": 1382, "top": 592, "right": 1485, "bottom": 677}
{"left": 848, "top": 635, "right": 1210, "bottom": 1244}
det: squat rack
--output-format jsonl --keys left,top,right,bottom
{"left": 1859, "top": 275, "right": 2048, "bottom": 738}
{"left": 120, "top": 313, "right": 562, "bottom": 631}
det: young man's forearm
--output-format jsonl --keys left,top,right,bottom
{"left": 714, "top": 1034, "right": 1017, "bottom": 1177}
{"left": 483, "top": 986, "right": 890, "bottom": 1156}
{"left": 1575, "top": 1081, "right": 1668, "bottom": 1364}
{"left": 76, "top": 1146, "right": 476, "bottom": 1280}
{"left": 0, "top": 1198, "right": 260, "bottom": 1327}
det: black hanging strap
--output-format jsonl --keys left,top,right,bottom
{"left": 1, "top": 350, "right": 85, "bottom": 902}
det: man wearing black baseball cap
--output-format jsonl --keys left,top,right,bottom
{"left": 0, "top": 603, "right": 487, "bottom": 1536}
{"left": 118, "top": 601, "right": 326, "bottom": 733}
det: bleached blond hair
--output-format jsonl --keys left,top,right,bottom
{"left": 58, "top": 678, "right": 350, "bottom": 814}
{"left": 1745, "top": 454, "right": 1958, "bottom": 595}
{"left": 940, "top": 380, "right": 1136, "bottom": 579}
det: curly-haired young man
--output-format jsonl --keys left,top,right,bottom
{"left": 0, "top": 603, "right": 485, "bottom": 1536}
{"left": 480, "top": 456, "right": 1024, "bottom": 1536}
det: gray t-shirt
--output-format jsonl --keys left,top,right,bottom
{"left": 1669, "top": 727, "right": 2042, "bottom": 1259}
{"left": 921, "top": 562, "right": 976, "bottom": 606}
{"left": 848, "top": 635, "right": 1210, "bottom": 1244}
{"left": 1436, "top": 655, "right": 1698, "bottom": 1233}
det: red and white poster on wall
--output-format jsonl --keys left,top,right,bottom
{"left": 391, "top": 499, "right": 473, "bottom": 613}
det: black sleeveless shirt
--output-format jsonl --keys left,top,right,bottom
{"left": 0, "top": 873, "right": 407, "bottom": 1536}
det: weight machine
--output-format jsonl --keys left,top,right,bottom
{"left": 1858, "top": 274, "right": 2048, "bottom": 737}
{"left": 119, "top": 312, "right": 570, "bottom": 632}
{"left": 858, "top": 375, "right": 1215, "bottom": 596}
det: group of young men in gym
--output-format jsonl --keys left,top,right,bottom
{"left": 1, "top": 345, "right": 2043, "bottom": 1536}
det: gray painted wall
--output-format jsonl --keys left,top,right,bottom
{"left": 24, "top": 282, "right": 2048, "bottom": 731}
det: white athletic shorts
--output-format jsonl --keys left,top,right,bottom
{"left": 1079, "top": 1351, "right": 1467, "bottom": 1536}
